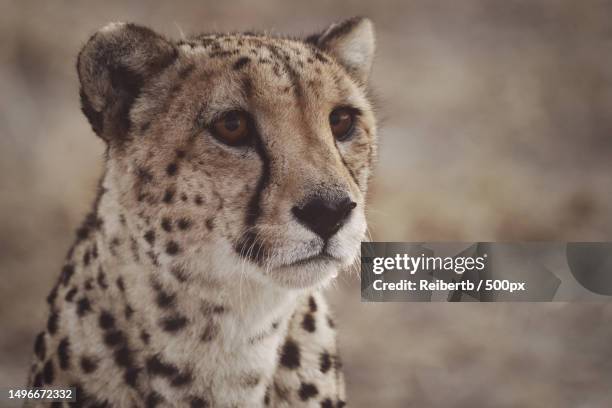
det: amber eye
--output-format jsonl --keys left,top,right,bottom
{"left": 211, "top": 110, "right": 251, "bottom": 146}
{"left": 329, "top": 107, "right": 356, "bottom": 141}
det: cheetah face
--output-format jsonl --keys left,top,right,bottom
{"left": 78, "top": 18, "right": 376, "bottom": 289}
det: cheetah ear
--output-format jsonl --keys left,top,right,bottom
{"left": 77, "top": 23, "right": 177, "bottom": 142}
{"left": 307, "top": 17, "right": 375, "bottom": 84}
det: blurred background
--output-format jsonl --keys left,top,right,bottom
{"left": 1, "top": 1, "right": 612, "bottom": 406}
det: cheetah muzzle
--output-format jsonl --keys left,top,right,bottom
{"left": 27, "top": 16, "right": 377, "bottom": 408}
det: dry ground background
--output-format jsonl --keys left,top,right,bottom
{"left": 2, "top": 1, "right": 612, "bottom": 407}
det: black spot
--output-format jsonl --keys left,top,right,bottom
{"left": 61, "top": 264, "right": 75, "bottom": 286}
{"left": 161, "top": 314, "right": 188, "bottom": 332}
{"left": 205, "top": 218, "right": 214, "bottom": 231}
{"left": 130, "top": 236, "right": 140, "bottom": 262}
{"left": 43, "top": 360, "right": 54, "bottom": 384}
{"left": 80, "top": 356, "right": 98, "bottom": 373}
{"left": 141, "top": 330, "right": 151, "bottom": 344}
{"left": 99, "top": 311, "right": 115, "bottom": 330}
{"left": 82, "top": 249, "right": 91, "bottom": 266}
{"left": 177, "top": 218, "right": 191, "bottom": 230}
{"left": 114, "top": 346, "right": 133, "bottom": 367}
{"left": 163, "top": 189, "right": 175, "bottom": 204}
{"left": 171, "top": 266, "right": 188, "bottom": 282}
{"left": 116, "top": 277, "right": 125, "bottom": 292}
{"left": 34, "top": 332, "right": 46, "bottom": 360}
{"left": 194, "top": 195, "right": 204, "bottom": 205}
{"left": 33, "top": 371, "right": 43, "bottom": 387}
{"left": 314, "top": 51, "right": 329, "bottom": 63}
{"left": 97, "top": 267, "right": 108, "bottom": 289}
{"left": 47, "top": 311, "right": 59, "bottom": 334}
{"left": 320, "top": 351, "right": 332, "bottom": 373}
{"left": 104, "top": 330, "right": 126, "bottom": 347}
{"left": 180, "top": 193, "right": 188, "bottom": 202}
{"left": 124, "top": 367, "right": 140, "bottom": 388}
{"left": 200, "top": 323, "right": 219, "bottom": 342}
{"left": 75, "top": 213, "right": 103, "bottom": 242}
{"left": 166, "top": 163, "right": 178, "bottom": 176}
{"left": 190, "top": 397, "right": 209, "bottom": 408}
{"left": 146, "top": 391, "right": 163, "bottom": 408}
{"left": 125, "top": 304, "right": 134, "bottom": 319}
{"left": 279, "top": 339, "right": 300, "bottom": 369}
{"left": 77, "top": 297, "right": 92, "bottom": 316}
{"left": 264, "top": 387, "right": 271, "bottom": 405}
{"left": 144, "top": 230, "right": 155, "bottom": 245}
{"left": 146, "top": 354, "right": 179, "bottom": 377}
{"left": 65, "top": 287, "right": 78, "bottom": 302}
{"left": 156, "top": 289, "right": 176, "bottom": 308}
{"left": 161, "top": 217, "right": 173, "bottom": 232}
{"left": 84, "top": 278, "right": 94, "bottom": 290}
{"left": 58, "top": 337, "right": 71, "bottom": 370}
{"left": 321, "top": 398, "right": 334, "bottom": 408}
{"left": 176, "top": 149, "right": 186, "bottom": 158}
{"left": 146, "top": 250, "right": 159, "bottom": 266}
{"left": 233, "top": 56, "right": 251, "bottom": 70}
{"left": 109, "top": 237, "right": 121, "bottom": 255}
{"left": 171, "top": 370, "right": 193, "bottom": 387}
{"left": 166, "top": 241, "right": 180, "bottom": 255}
{"left": 337, "top": 400, "right": 346, "bottom": 407}
{"left": 298, "top": 382, "right": 318, "bottom": 401}
{"left": 137, "top": 167, "right": 154, "bottom": 184}
{"left": 47, "top": 285, "right": 58, "bottom": 306}
{"left": 201, "top": 301, "right": 226, "bottom": 315}
{"left": 308, "top": 296, "right": 317, "bottom": 312}
{"left": 327, "top": 315, "right": 335, "bottom": 328}
{"left": 302, "top": 313, "right": 316, "bottom": 332}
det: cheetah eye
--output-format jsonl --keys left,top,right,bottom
{"left": 211, "top": 110, "right": 252, "bottom": 146}
{"left": 329, "top": 107, "right": 357, "bottom": 141}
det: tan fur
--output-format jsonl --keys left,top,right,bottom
{"left": 27, "top": 17, "right": 376, "bottom": 407}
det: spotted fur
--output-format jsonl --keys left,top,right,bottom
{"left": 27, "top": 17, "right": 376, "bottom": 407}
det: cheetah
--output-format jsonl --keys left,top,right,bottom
{"left": 26, "top": 16, "right": 377, "bottom": 407}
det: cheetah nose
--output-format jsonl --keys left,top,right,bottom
{"left": 292, "top": 195, "right": 356, "bottom": 240}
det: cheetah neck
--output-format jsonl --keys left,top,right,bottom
{"left": 87, "top": 186, "right": 305, "bottom": 393}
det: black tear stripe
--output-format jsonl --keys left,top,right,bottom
{"left": 333, "top": 139, "right": 359, "bottom": 186}
{"left": 234, "top": 125, "right": 271, "bottom": 265}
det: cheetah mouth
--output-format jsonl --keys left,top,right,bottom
{"left": 283, "top": 253, "right": 339, "bottom": 268}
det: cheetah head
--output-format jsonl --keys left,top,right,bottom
{"left": 77, "top": 18, "right": 377, "bottom": 289}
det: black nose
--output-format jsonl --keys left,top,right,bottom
{"left": 292, "top": 196, "right": 357, "bottom": 240}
